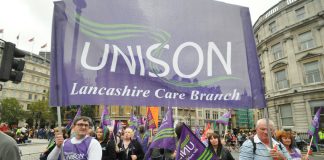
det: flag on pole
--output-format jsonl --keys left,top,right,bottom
{"left": 0, "top": 29, "right": 3, "bottom": 33}
{"left": 66, "top": 106, "right": 81, "bottom": 133}
{"left": 128, "top": 114, "right": 138, "bottom": 131}
{"left": 194, "top": 127, "right": 201, "bottom": 139}
{"left": 176, "top": 123, "right": 217, "bottom": 160}
{"left": 101, "top": 105, "right": 111, "bottom": 126}
{"left": 147, "top": 108, "right": 156, "bottom": 129}
{"left": 216, "top": 111, "right": 231, "bottom": 125}
{"left": 145, "top": 107, "right": 176, "bottom": 159}
{"left": 308, "top": 107, "right": 322, "bottom": 151}
{"left": 28, "top": 37, "right": 34, "bottom": 42}
{"left": 41, "top": 43, "right": 47, "bottom": 48}
{"left": 137, "top": 116, "right": 145, "bottom": 126}
{"left": 200, "top": 122, "right": 211, "bottom": 142}
{"left": 100, "top": 105, "right": 111, "bottom": 140}
{"left": 113, "top": 120, "right": 122, "bottom": 136}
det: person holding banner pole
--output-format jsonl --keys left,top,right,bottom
{"left": 240, "top": 118, "right": 291, "bottom": 160}
{"left": 47, "top": 116, "right": 102, "bottom": 160}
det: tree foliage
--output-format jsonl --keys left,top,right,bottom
{"left": 0, "top": 98, "right": 26, "bottom": 125}
{"left": 27, "top": 92, "right": 56, "bottom": 127}
{"left": 28, "top": 100, "right": 54, "bottom": 122}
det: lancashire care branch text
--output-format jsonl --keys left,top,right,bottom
{"left": 70, "top": 83, "right": 240, "bottom": 101}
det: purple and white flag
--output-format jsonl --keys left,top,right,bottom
{"left": 308, "top": 107, "right": 322, "bottom": 150}
{"left": 216, "top": 111, "right": 231, "bottom": 125}
{"left": 100, "top": 105, "right": 111, "bottom": 127}
{"left": 176, "top": 124, "right": 217, "bottom": 160}
{"left": 50, "top": 0, "right": 265, "bottom": 109}
{"left": 145, "top": 106, "right": 176, "bottom": 159}
{"left": 66, "top": 106, "right": 81, "bottom": 132}
{"left": 129, "top": 115, "right": 138, "bottom": 131}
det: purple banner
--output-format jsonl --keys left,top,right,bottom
{"left": 176, "top": 124, "right": 217, "bottom": 160}
{"left": 50, "top": 0, "right": 265, "bottom": 108}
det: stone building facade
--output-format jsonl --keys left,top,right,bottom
{"left": 253, "top": 0, "right": 324, "bottom": 132}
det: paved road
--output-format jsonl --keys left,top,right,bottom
{"left": 19, "top": 139, "right": 48, "bottom": 160}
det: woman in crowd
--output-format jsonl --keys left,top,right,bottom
{"left": 208, "top": 133, "right": 234, "bottom": 160}
{"left": 277, "top": 131, "right": 305, "bottom": 160}
{"left": 117, "top": 127, "right": 144, "bottom": 160}
{"left": 96, "top": 126, "right": 117, "bottom": 160}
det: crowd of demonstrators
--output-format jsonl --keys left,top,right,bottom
{"left": 237, "top": 132, "right": 247, "bottom": 146}
{"left": 0, "top": 123, "right": 29, "bottom": 144}
{"left": 34, "top": 114, "right": 320, "bottom": 160}
{"left": 240, "top": 118, "right": 292, "bottom": 160}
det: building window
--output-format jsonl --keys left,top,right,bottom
{"left": 199, "top": 120, "right": 203, "bottom": 126}
{"left": 295, "top": 6, "right": 305, "bottom": 20}
{"left": 280, "top": 104, "right": 294, "bottom": 126}
{"left": 309, "top": 100, "right": 324, "bottom": 128}
{"left": 119, "top": 106, "right": 124, "bottom": 116}
{"left": 27, "top": 104, "right": 31, "bottom": 110}
{"left": 212, "top": 111, "right": 218, "bottom": 119}
{"left": 34, "top": 95, "right": 38, "bottom": 100}
{"left": 271, "top": 43, "right": 283, "bottom": 60}
{"left": 304, "top": 61, "right": 321, "bottom": 84}
{"left": 269, "top": 21, "right": 276, "bottom": 33}
{"left": 275, "top": 70, "right": 289, "bottom": 90}
{"left": 205, "top": 110, "right": 210, "bottom": 119}
{"left": 198, "top": 111, "right": 202, "bottom": 117}
{"left": 28, "top": 94, "right": 32, "bottom": 100}
{"left": 298, "top": 31, "right": 315, "bottom": 51}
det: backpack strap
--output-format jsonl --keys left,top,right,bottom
{"left": 250, "top": 138, "right": 257, "bottom": 154}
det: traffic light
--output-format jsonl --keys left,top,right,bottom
{"left": 0, "top": 42, "right": 26, "bottom": 83}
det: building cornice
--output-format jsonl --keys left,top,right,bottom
{"left": 266, "top": 86, "right": 324, "bottom": 100}
{"left": 254, "top": 0, "right": 308, "bottom": 32}
{"left": 256, "top": 15, "right": 319, "bottom": 49}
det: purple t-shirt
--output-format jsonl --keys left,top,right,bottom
{"left": 62, "top": 137, "right": 92, "bottom": 160}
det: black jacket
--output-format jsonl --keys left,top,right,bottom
{"left": 100, "top": 138, "right": 117, "bottom": 160}
{"left": 209, "top": 146, "right": 234, "bottom": 160}
{"left": 117, "top": 139, "right": 144, "bottom": 160}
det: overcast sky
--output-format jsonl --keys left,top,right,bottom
{"left": 0, "top": 0, "right": 280, "bottom": 54}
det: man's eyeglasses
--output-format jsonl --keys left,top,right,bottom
{"left": 76, "top": 123, "right": 89, "bottom": 128}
